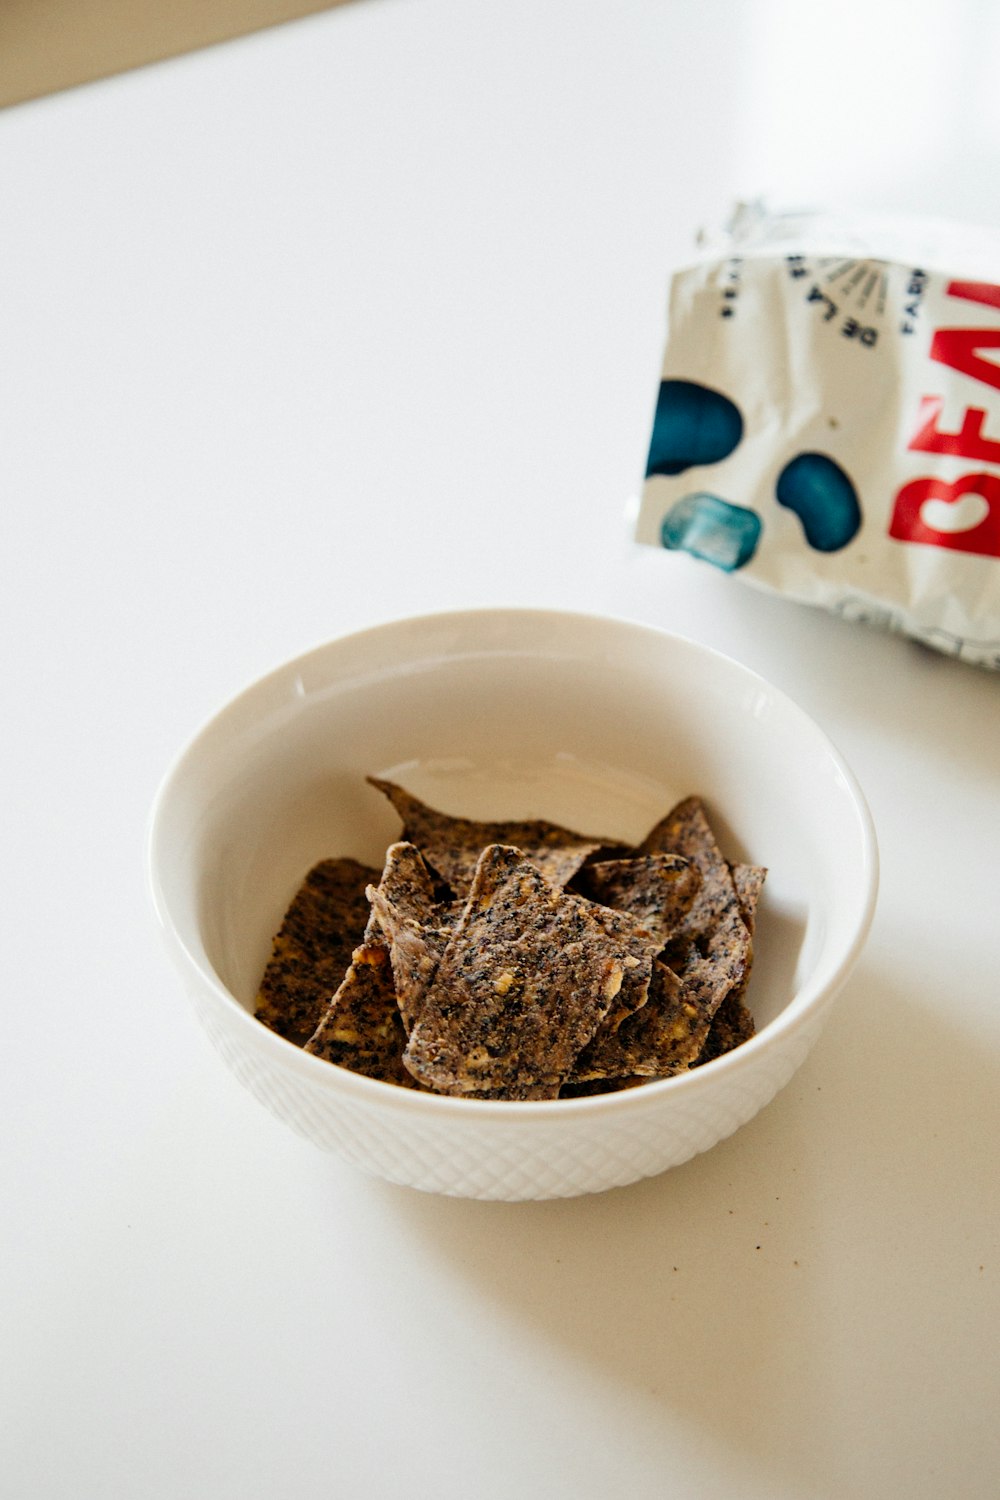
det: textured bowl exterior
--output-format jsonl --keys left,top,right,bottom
{"left": 148, "top": 608, "right": 877, "bottom": 1201}
{"left": 169, "top": 934, "right": 836, "bottom": 1200}
{"left": 197, "top": 973, "right": 832, "bottom": 1200}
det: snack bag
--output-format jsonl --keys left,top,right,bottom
{"left": 634, "top": 202, "right": 1000, "bottom": 668}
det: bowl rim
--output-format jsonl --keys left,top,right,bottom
{"left": 145, "top": 604, "right": 879, "bottom": 1119}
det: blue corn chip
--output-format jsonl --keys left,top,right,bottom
{"left": 255, "top": 857, "right": 379, "bottom": 1045}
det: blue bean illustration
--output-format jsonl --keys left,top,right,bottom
{"left": 660, "top": 493, "right": 762, "bottom": 572}
{"left": 775, "top": 452, "right": 861, "bottom": 552}
{"left": 645, "top": 380, "right": 744, "bottom": 477}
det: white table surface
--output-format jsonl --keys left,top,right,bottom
{"left": 3, "top": 3, "right": 999, "bottom": 1497}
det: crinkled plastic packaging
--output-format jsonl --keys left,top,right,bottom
{"left": 634, "top": 203, "right": 1000, "bottom": 668}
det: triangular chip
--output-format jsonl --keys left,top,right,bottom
{"left": 638, "top": 797, "right": 742, "bottom": 940}
{"left": 570, "top": 958, "right": 705, "bottom": 1081}
{"left": 403, "top": 845, "right": 630, "bottom": 1099}
{"left": 680, "top": 900, "right": 751, "bottom": 1017}
{"left": 571, "top": 836, "right": 759, "bottom": 1082}
{"left": 365, "top": 842, "right": 452, "bottom": 1030}
{"left": 697, "top": 862, "right": 767, "bottom": 1063}
{"left": 577, "top": 900, "right": 658, "bottom": 1033}
{"left": 255, "top": 857, "right": 378, "bottom": 1045}
{"left": 730, "top": 862, "right": 767, "bottom": 936}
{"left": 367, "top": 777, "right": 605, "bottom": 896}
{"left": 639, "top": 796, "right": 751, "bottom": 987}
{"left": 304, "top": 941, "right": 420, "bottom": 1088}
{"left": 575, "top": 852, "right": 701, "bottom": 948}
{"left": 697, "top": 988, "right": 756, "bottom": 1063}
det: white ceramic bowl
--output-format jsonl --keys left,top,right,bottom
{"left": 146, "top": 608, "right": 877, "bottom": 1200}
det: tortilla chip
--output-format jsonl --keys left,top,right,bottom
{"left": 570, "top": 958, "right": 706, "bottom": 1080}
{"left": 304, "top": 941, "right": 420, "bottom": 1087}
{"left": 578, "top": 900, "right": 658, "bottom": 1033}
{"left": 367, "top": 777, "right": 605, "bottom": 896}
{"left": 698, "top": 988, "right": 756, "bottom": 1063}
{"left": 671, "top": 899, "right": 752, "bottom": 1053}
{"left": 572, "top": 836, "right": 758, "bottom": 1082}
{"left": 257, "top": 786, "right": 769, "bottom": 1098}
{"left": 639, "top": 794, "right": 751, "bottom": 976}
{"left": 575, "top": 852, "right": 701, "bottom": 947}
{"left": 403, "top": 844, "right": 630, "bottom": 1099}
{"left": 697, "top": 862, "right": 767, "bottom": 1063}
{"left": 638, "top": 797, "right": 733, "bottom": 926}
{"left": 365, "top": 841, "right": 452, "bottom": 1030}
{"left": 255, "top": 857, "right": 379, "bottom": 1046}
{"left": 730, "top": 862, "right": 767, "bottom": 936}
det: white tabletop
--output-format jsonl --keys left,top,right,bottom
{"left": 3, "top": 4, "right": 999, "bottom": 1497}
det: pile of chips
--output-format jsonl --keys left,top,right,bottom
{"left": 254, "top": 779, "right": 766, "bottom": 1100}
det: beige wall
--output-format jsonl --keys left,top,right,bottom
{"left": 0, "top": 0, "right": 354, "bottom": 109}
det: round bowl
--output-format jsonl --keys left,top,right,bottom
{"left": 146, "top": 608, "right": 877, "bottom": 1200}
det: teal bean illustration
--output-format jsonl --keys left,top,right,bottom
{"left": 645, "top": 380, "right": 744, "bottom": 477}
{"left": 775, "top": 452, "right": 861, "bottom": 552}
{"left": 660, "top": 493, "right": 762, "bottom": 571}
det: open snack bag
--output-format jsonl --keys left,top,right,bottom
{"left": 634, "top": 202, "right": 1000, "bottom": 669}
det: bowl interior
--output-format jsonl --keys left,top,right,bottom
{"left": 151, "top": 611, "right": 875, "bottom": 1050}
